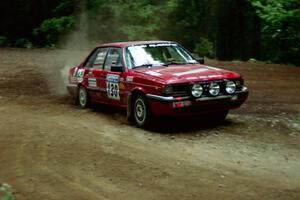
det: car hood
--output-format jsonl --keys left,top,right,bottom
{"left": 133, "top": 64, "right": 240, "bottom": 84}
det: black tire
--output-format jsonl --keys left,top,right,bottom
{"left": 133, "top": 95, "right": 151, "bottom": 128}
{"left": 78, "top": 86, "right": 90, "bottom": 108}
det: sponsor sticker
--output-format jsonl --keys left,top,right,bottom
{"left": 88, "top": 78, "right": 97, "bottom": 88}
{"left": 76, "top": 69, "right": 85, "bottom": 82}
{"left": 106, "top": 74, "right": 119, "bottom": 83}
{"left": 119, "top": 82, "right": 125, "bottom": 90}
{"left": 126, "top": 76, "right": 134, "bottom": 82}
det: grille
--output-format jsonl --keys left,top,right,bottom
{"left": 171, "top": 84, "right": 191, "bottom": 96}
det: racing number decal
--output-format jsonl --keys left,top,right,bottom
{"left": 106, "top": 74, "right": 120, "bottom": 100}
{"left": 107, "top": 82, "right": 119, "bottom": 99}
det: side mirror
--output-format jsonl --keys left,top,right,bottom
{"left": 196, "top": 57, "right": 205, "bottom": 64}
{"left": 111, "top": 65, "right": 124, "bottom": 72}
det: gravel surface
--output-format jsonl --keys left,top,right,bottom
{"left": 0, "top": 48, "right": 299, "bottom": 200}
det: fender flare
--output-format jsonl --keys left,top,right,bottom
{"left": 126, "top": 87, "right": 146, "bottom": 120}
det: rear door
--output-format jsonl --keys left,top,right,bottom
{"left": 84, "top": 47, "right": 109, "bottom": 102}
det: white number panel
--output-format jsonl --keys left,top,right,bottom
{"left": 106, "top": 82, "right": 120, "bottom": 100}
{"left": 106, "top": 74, "right": 120, "bottom": 100}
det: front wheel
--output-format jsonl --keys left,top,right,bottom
{"left": 133, "top": 95, "right": 151, "bottom": 128}
{"left": 78, "top": 86, "right": 90, "bottom": 108}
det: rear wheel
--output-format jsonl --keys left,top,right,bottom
{"left": 133, "top": 95, "right": 151, "bottom": 127}
{"left": 78, "top": 86, "right": 90, "bottom": 108}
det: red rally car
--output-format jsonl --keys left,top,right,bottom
{"left": 67, "top": 41, "right": 249, "bottom": 127}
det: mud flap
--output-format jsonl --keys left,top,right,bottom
{"left": 126, "top": 94, "right": 133, "bottom": 122}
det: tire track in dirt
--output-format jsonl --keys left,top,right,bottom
{"left": 0, "top": 48, "right": 299, "bottom": 200}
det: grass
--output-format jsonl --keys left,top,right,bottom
{"left": 0, "top": 184, "right": 15, "bottom": 200}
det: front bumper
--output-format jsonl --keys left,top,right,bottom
{"left": 146, "top": 87, "right": 249, "bottom": 116}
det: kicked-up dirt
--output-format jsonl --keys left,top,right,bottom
{"left": 0, "top": 48, "right": 299, "bottom": 200}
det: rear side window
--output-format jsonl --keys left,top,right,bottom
{"left": 84, "top": 47, "right": 108, "bottom": 69}
{"left": 93, "top": 48, "right": 109, "bottom": 69}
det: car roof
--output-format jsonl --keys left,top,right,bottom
{"left": 96, "top": 40, "right": 177, "bottom": 48}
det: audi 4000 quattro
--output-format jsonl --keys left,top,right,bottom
{"left": 67, "top": 41, "right": 249, "bottom": 127}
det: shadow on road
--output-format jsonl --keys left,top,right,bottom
{"left": 56, "top": 95, "right": 242, "bottom": 134}
{"left": 148, "top": 116, "right": 235, "bottom": 133}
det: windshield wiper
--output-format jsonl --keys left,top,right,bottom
{"left": 187, "top": 61, "right": 198, "bottom": 64}
{"left": 132, "top": 64, "right": 153, "bottom": 69}
{"left": 163, "top": 61, "right": 186, "bottom": 66}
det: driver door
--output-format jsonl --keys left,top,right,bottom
{"left": 99, "top": 47, "right": 126, "bottom": 107}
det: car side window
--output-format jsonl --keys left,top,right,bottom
{"left": 103, "top": 48, "right": 122, "bottom": 71}
{"left": 85, "top": 48, "right": 108, "bottom": 69}
{"left": 93, "top": 48, "right": 109, "bottom": 69}
{"left": 125, "top": 48, "right": 134, "bottom": 69}
{"left": 85, "top": 50, "right": 98, "bottom": 68}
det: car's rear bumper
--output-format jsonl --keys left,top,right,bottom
{"left": 146, "top": 87, "right": 249, "bottom": 116}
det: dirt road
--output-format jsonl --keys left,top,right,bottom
{"left": 0, "top": 48, "right": 299, "bottom": 200}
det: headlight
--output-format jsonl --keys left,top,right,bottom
{"left": 226, "top": 81, "right": 236, "bottom": 94}
{"left": 209, "top": 82, "right": 220, "bottom": 96}
{"left": 191, "top": 84, "right": 203, "bottom": 97}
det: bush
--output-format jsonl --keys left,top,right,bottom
{"left": 14, "top": 38, "right": 33, "bottom": 48}
{"left": 33, "top": 16, "right": 75, "bottom": 47}
{"left": 194, "top": 38, "right": 215, "bottom": 58}
{"left": 250, "top": 0, "right": 300, "bottom": 65}
{"left": 0, "top": 36, "right": 11, "bottom": 47}
{"left": 0, "top": 183, "right": 15, "bottom": 200}
{"left": 52, "top": 0, "right": 74, "bottom": 17}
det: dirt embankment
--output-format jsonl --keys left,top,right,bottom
{"left": 0, "top": 48, "right": 299, "bottom": 200}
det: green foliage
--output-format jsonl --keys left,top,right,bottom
{"left": 33, "top": 16, "right": 75, "bottom": 47}
{"left": 0, "top": 36, "right": 11, "bottom": 47}
{"left": 250, "top": 0, "right": 300, "bottom": 65}
{"left": 87, "top": 0, "right": 104, "bottom": 8}
{"left": 0, "top": 0, "right": 298, "bottom": 65}
{"left": 117, "top": 4, "right": 161, "bottom": 40}
{"left": 14, "top": 38, "right": 33, "bottom": 48}
{"left": 0, "top": 183, "right": 15, "bottom": 200}
{"left": 86, "top": 0, "right": 164, "bottom": 42}
{"left": 52, "top": 0, "right": 74, "bottom": 17}
{"left": 194, "top": 38, "right": 215, "bottom": 58}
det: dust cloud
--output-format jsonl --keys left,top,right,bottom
{"left": 41, "top": 13, "right": 91, "bottom": 95}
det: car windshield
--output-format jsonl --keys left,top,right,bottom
{"left": 125, "top": 43, "right": 197, "bottom": 69}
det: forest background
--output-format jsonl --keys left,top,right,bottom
{"left": 0, "top": 0, "right": 299, "bottom": 65}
